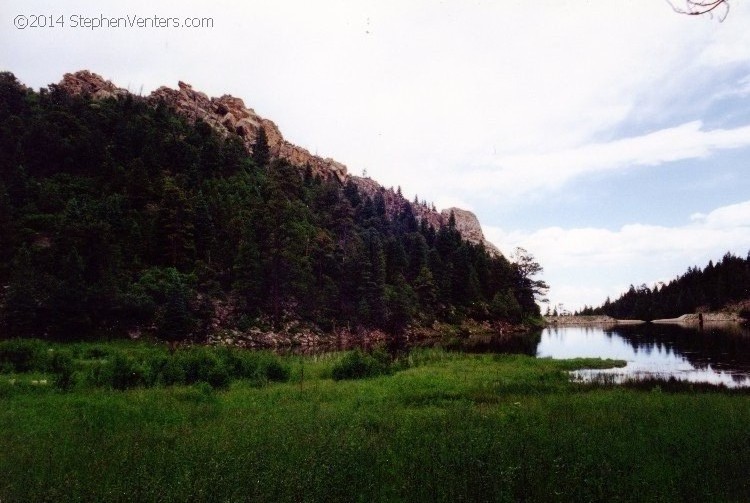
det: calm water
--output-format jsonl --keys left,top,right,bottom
{"left": 537, "top": 323, "right": 750, "bottom": 387}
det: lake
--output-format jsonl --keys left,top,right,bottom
{"left": 537, "top": 323, "right": 750, "bottom": 387}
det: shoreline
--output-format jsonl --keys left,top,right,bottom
{"left": 545, "top": 313, "right": 746, "bottom": 327}
{"left": 651, "top": 313, "right": 744, "bottom": 324}
{"left": 544, "top": 315, "right": 645, "bottom": 326}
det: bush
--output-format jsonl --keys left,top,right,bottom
{"left": 173, "top": 349, "right": 230, "bottom": 389}
{"left": 0, "top": 339, "right": 48, "bottom": 372}
{"left": 81, "top": 345, "right": 110, "bottom": 359}
{"left": 160, "top": 356, "right": 187, "bottom": 385}
{"left": 331, "top": 349, "right": 392, "bottom": 381}
{"left": 218, "top": 348, "right": 289, "bottom": 384}
{"left": 264, "top": 357, "right": 290, "bottom": 382}
{"left": 84, "top": 360, "right": 111, "bottom": 388}
{"left": 49, "top": 350, "right": 75, "bottom": 390}
{"left": 109, "top": 353, "right": 150, "bottom": 390}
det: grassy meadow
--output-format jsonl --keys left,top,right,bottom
{"left": 1, "top": 340, "right": 750, "bottom": 502}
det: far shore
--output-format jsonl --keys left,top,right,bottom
{"left": 544, "top": 315, "right": 645, "bottom": 326}
{"left": 651, "top": 313, "right": 744, "bottom": 324}
{"left": 546, "top": 312, "right": 746, "bottom": 326}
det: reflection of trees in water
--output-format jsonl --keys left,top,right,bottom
{"left": 610, "top": 323, "right": 750, "bottom": 374}
{"left": 279, "top": 328, "right": 544, "bottom": 357}
{"left": 441, "top": 329, "right": 543, "bottom": 356}
{"left": 731, "top": 373, "right": 748, "bottom": 385}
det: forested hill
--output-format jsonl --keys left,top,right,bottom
{"left": 0, "top": 71, "right": 540, "bottom": 342}
{"left": 584, "top": 252, "right": 750, "bottom": 320}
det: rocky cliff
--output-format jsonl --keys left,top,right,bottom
{"left": 57, "top": 71, "right": 501, "bottom": 255}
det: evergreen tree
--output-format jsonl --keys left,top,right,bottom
{"left": 252, "top": 127, "right": 270, "bottom": 167}
{"left": 385, "top": 274, "right": 417, "bottom": 333}
{"left": 158, "top": 177, "right": 196, "bottom": 269}
{"left": 413, "top": 266, "right": 438, "bottom": 319}
{"left": 0, "top": 72, "right": 543, "bottom": 340}
{"left": 594, "top": 252, "right": 750, "bottom": 319}
{"left": 159, "top": 283, "right": 193, "bottom": 341}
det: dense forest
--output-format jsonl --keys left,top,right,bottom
{"left": 0, "top": 72, "right": 540, "bottom": 341}
{"left": 581, "top": 252, "right": 750, "bottom": 320}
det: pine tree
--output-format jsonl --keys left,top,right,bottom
{"left": 158, "top": 177, "right": 196, "bottom": 269}
{"left": 0, "top": 73, "right": 543, "bottom": 340}
{"left": 414, "top": 266, "right": 438, "bottom": 318}
{"left": 159, "top": 284, "right": 193, "bottom": 341}
{"left": 252, "top": 126, "right": 270, "bottom": 167}
{"left": 385, "top": 273, "right": 417, "bottom": 333}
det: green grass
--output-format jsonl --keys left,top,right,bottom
{"left": 1, "top": 342, "right": 749, "bottom": 502}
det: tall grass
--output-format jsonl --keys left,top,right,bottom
{"left": 1, "top": 342, "right": 749, "bottom": 501}
{"left": 0, "top": 338, "right": 291, "bottom": 391}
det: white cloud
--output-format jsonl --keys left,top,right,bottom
{"left": 697, "top": 5, "right": 750, "bottom": 67}
{"left": 710, "top": 73, "right": 750, "bottom": 102}
{"left": 430, "top": 121, "right": 750, "bottom": 203}
{"left": 433, "top": 196, "right": 474, "bottom": 214}
{"left": 485, "top": 200, "right": 750, "bottom": 310}
{"left": 694, "top": 199, "right": 750, "bottom": 228}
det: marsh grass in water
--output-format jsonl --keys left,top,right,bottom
{"left": 0, "top": 338, "right": 292, "bottom": 392}
{"left": 1, "top": 341, "right": 749, "bottom": 502}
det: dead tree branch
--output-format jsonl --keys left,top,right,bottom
{"left": 666, "top": 0, "right": 730, "bottom": 20}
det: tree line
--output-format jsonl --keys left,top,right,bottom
{"left": 0, "top": 72, "right": 541, "bottom": 341}
{"left": 581, "top": 252, "right": 750, "bottom": 320}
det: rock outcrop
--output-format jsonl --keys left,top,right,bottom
{"left": 442, "top": 207, "right": 501, "bottom": 256}
{"left": 56, "top": 71, "right": 501, "bottom": 254}
{"left": 56, "top": 70, "right": 129, "bottom": 101}
{"left": 59, "top": 72, "right": 348, "bottom": 183}
{"left": 346, "top": 178, "right": 499, "bottom": 253}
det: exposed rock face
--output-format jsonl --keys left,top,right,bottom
{"left": 442, "top": 208, "right": 502, "bottom": 256}
{"left": 148, "top": 81, "right": 348, "bottom": 184}
{"left": 346, "top": 177, "right": 499, "bottom": 254}
{"left": 57, "top": 70, "right": 129, "bottom": 101}
{"left": 56, "top": 71, "right": 501, "bottom": 255}
{"left": 59, "top": 72, "right": 347, "bottom": 183}
{"left": 348, "top": 176, "right": 443, "bottom": 234}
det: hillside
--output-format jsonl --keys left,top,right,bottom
{"left": 57, "top": 71, "right": 501, "bottom": 255}
{"left": 585, "top": 252, "right": 750, "bottom": 321}
{"left": 0, "top": 71, "right": 539, "bottom": 343}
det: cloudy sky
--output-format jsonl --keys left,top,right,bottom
{"left": 3, "top": 0, "right": 750, "bottom": 311}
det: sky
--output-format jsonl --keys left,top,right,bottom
{"left": 3, "top": 0, "right": 750, "bottom": 312}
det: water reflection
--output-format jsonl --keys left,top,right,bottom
{"left": 275, "top": 329, "right": 544, "bottom": 357}
{"left": 537, "top": 323, "right": 750, "bottom": 387}
{"left": 437, "top": 330, "right": 542, "bottom": 355}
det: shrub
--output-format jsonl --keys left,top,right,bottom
{"left": 81, "top": 345, "right": 110, "bottom": 359}
{"left": 49, "top": 350, "right": 75, "bottom": 390}
{"left": 84, "top": 360, "right": 111, "bottom": 388}
{"left": 109, "top": 353, "right": 149, "bottom": 390}
{"left": 264, "top": 357, "right": 290, "bottom": 382}
{"left": 173, "top": 349, "right": 230, "bottom": 389}
{"left": 218, "top": 348, "right": 289, "bottom": 384}
{"left": 331, "top": 349, "right": 391, "bottom": 381}
{"left": 160, "top": 356, "right": 187, "bottom": 385}
{"left": 0, "top": 379, "right": 15, "bottom": 398}
{"left": 0, "top": 339, "right": 47, "bottom": 372}
{"left": 205, "top": 363, "right": 231, "bottom": 389}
